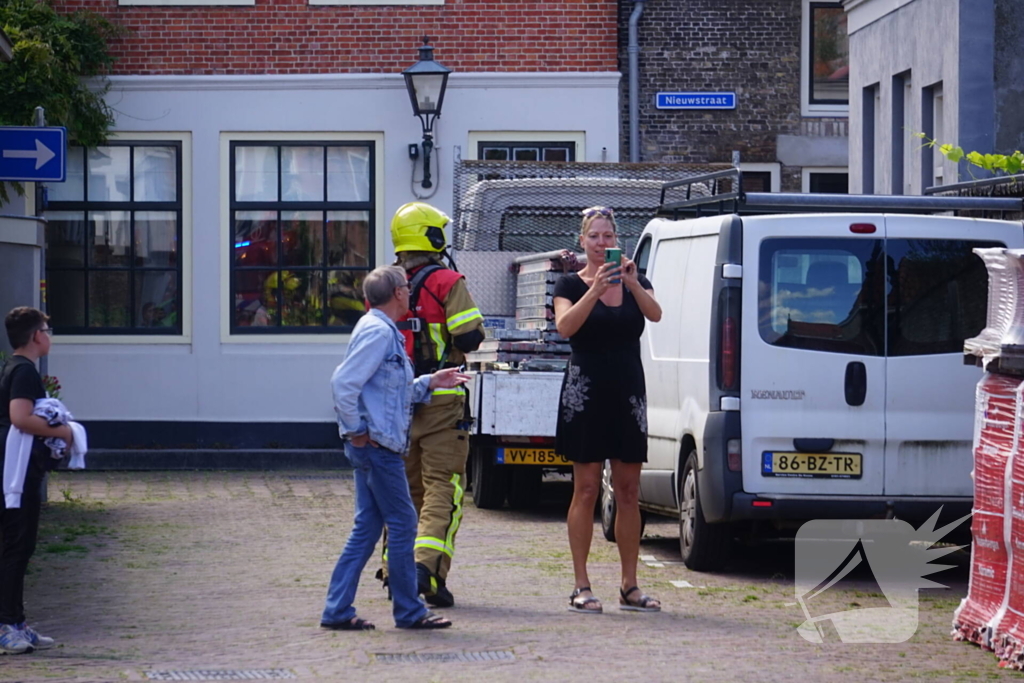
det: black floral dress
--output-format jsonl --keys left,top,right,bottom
{"left": 554, "top": 272, "right": 651, "bottom": 464}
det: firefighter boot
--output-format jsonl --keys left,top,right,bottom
{"left": 375, "top": 567, "right": 392, "bottom": 601}
{"left": 417, "top": 562, "right": 455, "bottom": 608}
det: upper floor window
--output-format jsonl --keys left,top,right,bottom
{"left": 478, "top": 141, "right": 575, "bottom": 162}
{"left": 229, "top": 141, "right": 375, "bottom": 334}
{"left": 46, "top": 142, "right": 183, "bottom": 335}
{"left": 803, "top": 0, "right": 849, "bottom": 115}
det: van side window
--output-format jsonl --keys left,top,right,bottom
{"left": 887, "top": 239, "right": 1002, "bottom": 356}
{"left": 633, "top": 236, "right": 652, "bottom": 276}
{"left": 758, "top": 238, "right": 885, "bottom": 356}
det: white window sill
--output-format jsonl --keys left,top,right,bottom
{"left": 802, "top": 104, "right": 850, "bottom": 118}
{"left": 309, "top": 0, "right": 442, "bottom": 4}
{"left": 118, "top": 0, "right": 254, "bottom": 4}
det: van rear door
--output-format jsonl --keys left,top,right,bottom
{"left": 741, "top": 215, "right": 887, "bottom": 497}
{"left": 883, "top": 215, "right": 1016, "bottom": 496}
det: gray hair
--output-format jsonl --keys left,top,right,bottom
{"left": 363, "top": 265, "right": 408, "bottom": 307}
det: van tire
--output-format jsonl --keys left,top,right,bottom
{"left": 601, "top": 460, "right": 646, "bottom": 543}
{"left": 679, "top": 450, "right": 732, "bottom": 571}
{"left": 471, "top": 444, "right": 509, "bottom": 510}
{"left": 507, "top": 467, "right": 542, "bottom": 509}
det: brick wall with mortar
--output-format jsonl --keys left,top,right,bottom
{"left": 618, "top": 0, "right": 848, "bottom": 191}
{"left": 50, "top": 0, "right": 618, "bottom": 74}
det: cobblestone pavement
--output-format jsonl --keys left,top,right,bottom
{"left": 0, "top": 471, "right": 1010, "bottom": 683}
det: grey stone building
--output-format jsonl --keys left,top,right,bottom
{"left": 619, "top": 0, "right": 850, "bottom": 193}
{"left": 845, "top": 0, "right": 1024, "bottom": 195}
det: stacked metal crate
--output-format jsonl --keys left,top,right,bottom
{"left": 467, "top": 251, "right": 576, "bottom": 367}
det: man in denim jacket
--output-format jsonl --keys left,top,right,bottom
{"left": 321, "top": 265, "right": 469, "bottom": 631}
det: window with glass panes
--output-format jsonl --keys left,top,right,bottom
{"left": 478, "top": 142, "right": 575, "bottom": 162}
{"left": 808, "top": 1, "right": 849, "bottom": 106}
{"left": 229, "top": 141, "right": 374, "bottom": 333}
{"left": 45, "top": 142, "right": 182, "bottom": 334}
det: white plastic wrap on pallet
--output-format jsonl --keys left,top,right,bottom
{"left": 965, "top": 248, "right": 1024, "bottom": 368}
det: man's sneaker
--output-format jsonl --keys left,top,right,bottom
{"left": 0, "top": 623, "right": 32, "bottom": 655}
{"left": 416, "top": 563, "right": 455, "bottom": 608}
{"left": 18, "top": 623, "right": 54, "bottom": 650}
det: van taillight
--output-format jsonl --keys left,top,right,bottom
{"left": 721, "top": 317, "right": 738, "bottom": 390}
{"left": 850, "top": 223, "right": 876, "bottom": 234}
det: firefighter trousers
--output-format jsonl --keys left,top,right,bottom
{"left": 382, "top": 394, "right": 469, "bottom": 586}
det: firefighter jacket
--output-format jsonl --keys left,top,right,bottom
{"left": 398, "top": 265, "right": 484, "bottom": 396}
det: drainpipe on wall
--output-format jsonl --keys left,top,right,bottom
{"left": 628, "top": 0, "right": 647, "bottom": 163}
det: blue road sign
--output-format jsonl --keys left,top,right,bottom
{"left": 656, "top": 92, "right": 737, "bottom": 110}
{"left": 0, "top": 126, "right": 67, "bottom": 182}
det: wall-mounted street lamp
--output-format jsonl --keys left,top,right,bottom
{"left": 403, "top": 37, "right": 451, "bottom": 190}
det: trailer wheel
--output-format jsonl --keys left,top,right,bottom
{"left": 471, "top": 444, "right": 508, "bottom": 509}
{"left": 600, "top": 460, "right": 646, "bottom": 542}
{"left": 506, "top": 467, "right": 543, "bottom": 510}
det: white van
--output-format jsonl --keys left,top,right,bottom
{"left": 600, "top": 172, "right": 1024, "bottom": 570}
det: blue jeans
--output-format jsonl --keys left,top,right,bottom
{"left": 322, "top": 443, "right": 428, "bottom": 628}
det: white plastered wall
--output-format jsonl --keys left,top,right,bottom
{"left": 48, "top": 72, "right": 620, "bottom": 423}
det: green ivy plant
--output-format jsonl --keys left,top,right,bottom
{"left": 915, "top": 133, "right": 1024, "bottom": 176}
{"left": 0, "top": 0, "right": 123, "bottom": 204}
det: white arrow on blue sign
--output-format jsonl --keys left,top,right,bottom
{"left": 0, "top": 126, "right": 67, "bottom": 182}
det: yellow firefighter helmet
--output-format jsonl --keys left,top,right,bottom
{"left": 390, "top": 202, "right": 450, "bottom": 253}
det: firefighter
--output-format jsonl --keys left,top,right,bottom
{"left": 377, "top": 201, "right": 485, "bottom": 608}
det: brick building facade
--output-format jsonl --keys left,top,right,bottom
{"left": 619, "top": 0, "right": 849, "bottom": 192}
{"left": 54, "top": 0, "right": 617, "bottom": 74}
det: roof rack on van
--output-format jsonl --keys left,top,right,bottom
{"left": 657, "top": 168, "right": 1024, "bottom": 219}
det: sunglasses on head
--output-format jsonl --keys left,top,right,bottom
{"left": 582, "top": 206, "right": 614, "bottom": 218}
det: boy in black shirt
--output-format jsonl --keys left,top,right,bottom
{"left": 0, "top": 307, "right": 71, "bottom": 655}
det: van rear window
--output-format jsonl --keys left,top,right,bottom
{"left": 758, "top": 238, "right": 885, "bottom": 355}
{"left": 887, "top": 239, "right": 1001, "bottom": 356}
{"left": 759, "top": 237, "right": 1001, "bottom": 356}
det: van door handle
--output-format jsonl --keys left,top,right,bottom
{"left": 845, "top": 361, "right": 866, "bottom": 407}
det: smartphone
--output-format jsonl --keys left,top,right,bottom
{"left": 605, "top": 247, "right": 622, "bottom": 284}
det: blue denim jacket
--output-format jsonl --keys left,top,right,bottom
{"left": 331, "top": 308, "right": 432, "bottom": 454}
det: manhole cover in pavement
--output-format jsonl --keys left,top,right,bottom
{"left": 144, "top": 670, "right": 296, "bottom": 680}
{"left": 373, "top": 651, "right": 515, "bottom": 664}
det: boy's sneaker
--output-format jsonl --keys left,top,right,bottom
{"left": 0, "top": 623, "right": 33, "bottom": 655}
{"left": 18, "top": 623, "right": 54, "bottom": 650}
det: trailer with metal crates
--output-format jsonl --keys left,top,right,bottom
{"left": 449, "top": 153, "right": 727, "bottom": 509}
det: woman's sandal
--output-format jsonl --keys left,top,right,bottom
{"left": 568, "top": 586, "right": 603, "bottom": 614}
{"left": 619, "top": 586, "right": 662, "bottom": 612}
{"left": 321, "top": 616, "right": 376, "bottom": 631}
{"left": 405, "top": 612, "right": 452, "bottom": 630}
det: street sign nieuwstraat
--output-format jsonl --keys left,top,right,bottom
{"left": 0, "top": 126, "right": 67, "bottom": 182}
{"left": 656, "top": 92, "right": 737, "bottom": 110}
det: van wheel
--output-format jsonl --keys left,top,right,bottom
{"left": 601, "top": 459, "right": 647, "bottom": 543}
{"left": 507, "top": 467, "right": 542, "bottom": 509}
{"left": 471, "top": 444, "right": 509, "bottom": 509}
{"left": 679, "top": 450, "right": 732, "bottom": 571}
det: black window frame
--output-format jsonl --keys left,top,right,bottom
{"left": 808, "top": 1, "right": 850, "bottom": 107}
{"left": 477, "top": 141, "right": 576, "bottom": 162}
{"left": 228, "top": 140, "right": 376, "bottom": 335}
{"left": 45, "top": 140, "right": 184, "bottom": 336}
{"left": 808, "top": 172, "right": 850, "bottom": 194}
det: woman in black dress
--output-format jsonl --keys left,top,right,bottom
{"left": 553, "top": 206, "right": 662, "bottom": 615}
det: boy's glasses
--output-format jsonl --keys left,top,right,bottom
{"left": 582, "top": 206, "right": 614, "bottom": 218}
{"left": 38, "top": 327, "right": 53, "bottom": 336}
